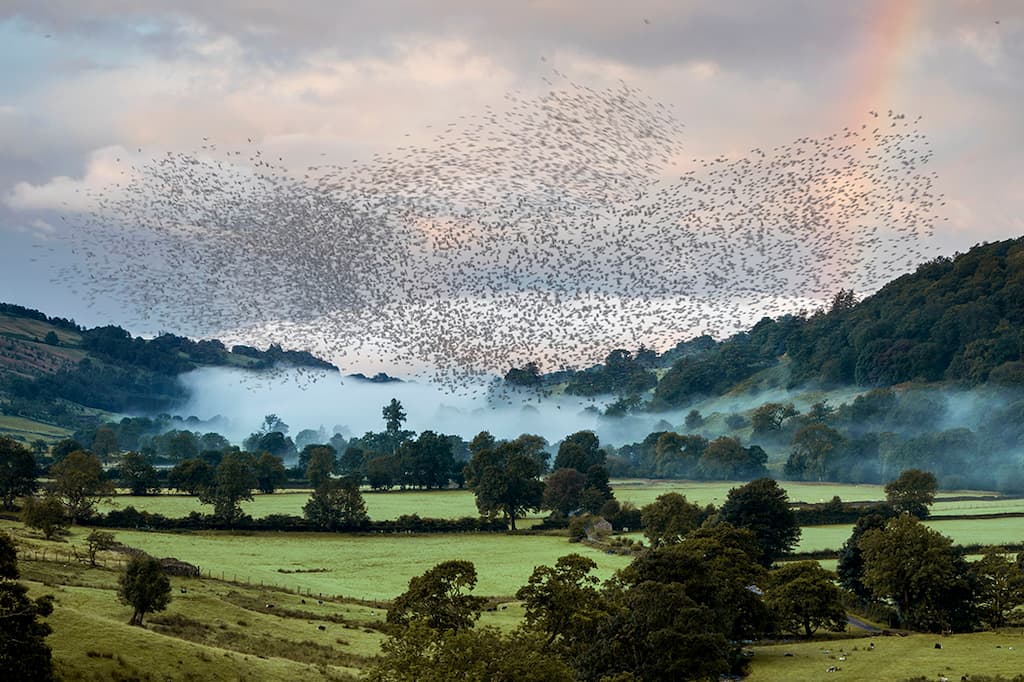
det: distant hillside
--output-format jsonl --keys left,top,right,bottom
{"left": 0, "top": 304, "right": 338, "bottom": 432}
{"left": 507, "top": 236, "right": 1024, "bottom": 410}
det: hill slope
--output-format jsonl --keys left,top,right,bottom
{"left": 0, "top": 303, "right": 338, "bottom": 434}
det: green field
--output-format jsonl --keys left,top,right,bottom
{"left": 0, "top": 414, "right": 73, "bottom": 442}
{"left": 748, "top": 630, "right": 1024, "bottom": 681}
{"left": 5, "top": 521, "right": 630, "bottom": 601}
{"left": 797, "top": 516, "right": 1024, "bottom": 554}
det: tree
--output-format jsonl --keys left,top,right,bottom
{"left": 765, "top": 561, "right": 847, "bottom": 638}
{"left": 785, "top": 424, "right": 845, "bottom": 481}
{"left": 368, "top": 622, "right": 573, "bottom": 682}
{"left": 303, "top": 478, "right": 369, "bottom": 530}
{"left": 400, "top": 430, "right": 455, "bottom": 489}
{"left": 198, "top": 452, "right": 256, "bottom": 526}
{"left": 0, "top": 532, "right": 54, "bottom": 681}
{"left": 253, "top": 452, "right": 286, "bottom": 494}
{"left": 542, "top": 468, "right": 586, "bottom": 517}
{"left": 640, "top": 492, "right": 708, "bottom": 547}
{"left": 387, "top": 560, "right": 486, "bottom": 632}
{"left": 516, "top": 554, "right": 607, "bottom": 651}
{"left": 553, "top": 431, "right": 604, "bottom": 473}
{"left": 21, "top": 495, "right": 68, "bottom": 540}
{"left": 684, "top": 409, "right": 703, "bottom": 430}
{"left": 836, "top": 511, "right": 892, "bottom": 601}
{"left": 118, "top": 553, "right": 171, "bottom": 626}
{"left": 383, "top": 399, "right": 407, "bottom": 434}
{"left": 751, "top": 402, "right": 798, "bottom": 435}
{"left": 305, "top": 445, "right": 337, "bottom": 488}
{"left": 884, "top": 468, "right": 937, "bottom": 518}
{"left": 49, "top": 451, "right": 114, "bottom": 523}
{"left": 698, "top": 437, "right": 768, "bottom": 480}
{"left": 167, "top": 458, "right": 214, "bottom": 495}
{"left": 85, "top": 530, "right": 116, "bottom": 567}
{"left": 464, "top": 433, "right": 546, "bottom": 530}
{"left": 971, "top": 549, "right": 1024, "bottom": 627}
{"left": 859, "top": 514, "right": 978, "bottom": 631}
{"left": 0, "top": 436, "right": 37, "bottom": 510}
{"left": 591, "top": 531, "right": 770, "bottom": 680}
{"left": 91, "top": 426, "right": 119, "bottom": 460}
{"left": 717, "top": 478, "right": 801, "bottom": 566}
{"left": 119, "top": 451, "right": 161, "bottom": 496}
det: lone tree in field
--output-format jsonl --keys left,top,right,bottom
{"left": 118, "top": 553, "right": 171, "bottom": 626}
{"left": 21, "top": 495, "right": 68, "bottom": 540}
{"left": 884, "top": 468, "right": 937, "bottom": 518}
{"left": 387, "top": 560, "right": 486, "bottom": 632}
{"left": 85, "top": 530, "right": 116, "bottom": 567}
{"left": 0, "top": 436, "right": 37, "bottom": 510}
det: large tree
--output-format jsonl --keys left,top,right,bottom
{"left": 303, "top": 478, "right": 368, "bottom": 530}
{"left": 198, "top": 452, "right": 256, "bottom": 526}
{"left": 0, "top": 533, "right": 54, "bottom": 681}
{"left": 387, "top": 560, "right": 486, "bottom": 632}
{"left": 21, "top": 495, "right": 68, "bottom": 540}
{"left": 542, "top": 468, "right": 586, "bottom": 517}
{"left": 884, "top": 468, "right": 937, "bottom": 518}
{"left": 0, "top": 436, "right": 37, "bottom": 510}
{"left": 698, "top": 437, "right": 768, "bottom": 480}
{"left": 304, "top": 445, "right": 337, "bottom": 488}
{"left": 49, "top": 450, "right": 114, "bottom": 522}
{"left": 970, "top": 549, "right": 1024, "bottom": 628}
{"left": 516, "top": 554, "right": 607, "bottom": 652}
{"left": 859, "top": 514, "right": 978, "bottom": 631}
{"left": 368, "top": 622, "right": 572, "bottom": 682}
{"left": 784, "top": 424, "right": 846, "bottom": 482}
{"left": 765, "top": 561, "right": 847, "bottom": 638}
{"left": 252, "top": 452, "right": 286, "bottom": 494}
{"left": 464, "top": 433, "right": 546, "bottom": 530}
{"left": 640, "top": 492, "right": 708, "bottom": 548}
{"left": 717, "top": 478, "right": 800, "bottom": 566}
{"left": 119, "top": 451, "right": 161, "bottom": 496}
{"left": 118, "top": 553, "right": 171, "bottom": 626}
{"left": 553, "top": 431, "right": 604, "bottom": 473}
{"left": 167, "top": 458, "right": 214, "bottom": 495}
{"left": 400, "top": 430, "right": 455, "bottom": 489}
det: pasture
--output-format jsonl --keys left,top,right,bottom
{"left": 4, "top": 520, "right": 630, "bottom": 601}
{"left": 748, "top": 630, "right": 1024, "bottom": 681}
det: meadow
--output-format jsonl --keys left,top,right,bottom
{"left": 8, "top": 473, "right": 1024, "bottom": 681}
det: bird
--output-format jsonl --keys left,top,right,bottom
{"left": 53, "top": 68, "right": 943, "bottom": 397}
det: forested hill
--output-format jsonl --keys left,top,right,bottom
{"left": 0, "top": 303, "right": 337, "bottom": 429}
{"left": 510, "top": 236, "right": 1024, "bottom": 408}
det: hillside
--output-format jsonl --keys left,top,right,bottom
{"left": 0, "top": 303, "right": 338, "bottom": 435}
{"left": 516, "top": 237, "right": 1024, "bottom": 410}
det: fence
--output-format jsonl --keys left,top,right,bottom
{"left": 20, "top": 547, "right": 383, "bottom": 604}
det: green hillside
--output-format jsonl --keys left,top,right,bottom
{"left": 0, "top": 303, "right": 338, "bottom": 436}
{"left": 517, "top": 237, "right": 1024, "bottom": 408}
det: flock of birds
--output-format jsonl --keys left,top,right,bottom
{"left": 53, "top": 71, "right": 945, "bottom": 393}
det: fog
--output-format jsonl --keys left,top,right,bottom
{"left": 177, "top": 367, "right": 646, "bottom": 446}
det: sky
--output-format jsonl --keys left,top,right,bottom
{"left": 1, "top": 1, "right": 1022, "bottom": 376}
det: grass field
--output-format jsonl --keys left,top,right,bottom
{"left": 4, "top": 520, "right": 630, "bottom": 601}
{"left": 0, "top": 414, "right": 73, "bottom": 442}
{"left": 748, "top": 630, "right": 1024, "bottom": 681}
{"left": 20, "top": 557, "right": 376, "bottom": 681}
{"left": 796, "top": 516, "right": 1024, "bottom": 554}
{"left": 14, "top": 536, "right": 1024, "bottom": 682}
